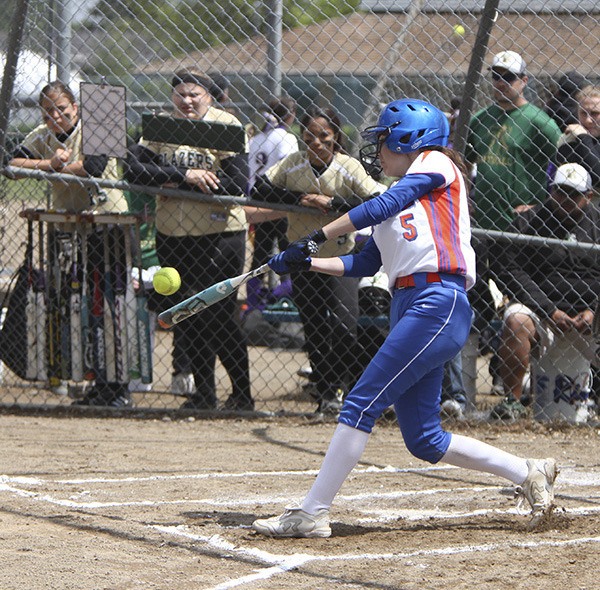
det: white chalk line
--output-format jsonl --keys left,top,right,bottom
{"left": 2, "top": 474, "right": 600, "bottom": 525}
{"left": 1, "top": 463, "right": 596, "bottom": 487}
{"left": 0, "top": 479, "right": 500, "bottom": 510}
{"left": 152, "top": 524, "right": 600, "bottom": 590}
{"left": 0, "top": 481, "right": 301, "bottom": 509}
{"left": 1, "top": 466, "right": 598, "bottom": 511}
{"left": 1, "top": 463, "right": 457, "bottom": 486}
{"left": 356, "top": 503, "right": 600, "bottom": 523}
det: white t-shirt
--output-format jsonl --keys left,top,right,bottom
{"left": 248, "top": 127, "right": 299, "bottom": 190}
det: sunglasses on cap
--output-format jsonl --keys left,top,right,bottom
{"left": 491, "top": 70, "right": 522, "bottom": 83}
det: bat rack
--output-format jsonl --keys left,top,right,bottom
{"left": 19, "top": 208, "right": 140, "bottom": 226}
{"left": 12, "top": 209, "right": 153, "bottom": 388}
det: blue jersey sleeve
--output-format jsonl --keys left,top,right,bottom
{"left": 348, "top": 172, "right": 444, "bottom": 230}
{"left": 339, "top": 236, "right": 383, "bottom": 277}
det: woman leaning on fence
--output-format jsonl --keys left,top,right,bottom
{"left": 125, "top": 70, "right": 253, "bottom": 412}
{"left": 5, "top": 81, "right": 132, "bottom": 408}
{"left": 251, "top": 105, "right": 386, "bottom": 415}
{"left": 7, "top": 81, "right": 126, "bottom": 213}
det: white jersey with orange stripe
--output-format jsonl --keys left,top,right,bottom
{"left": 371, "top": 150, "right": 476, "bottom": 291}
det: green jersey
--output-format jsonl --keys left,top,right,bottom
{"left": 466, "top": 103, "right": 561, "bottom": 230}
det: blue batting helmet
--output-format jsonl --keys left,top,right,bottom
{"left": 361, "top": 99, "right": 450, "bottom": 154}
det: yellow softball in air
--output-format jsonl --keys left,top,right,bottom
{"left": 453, "top": 24, "right": 466, "bottom": 37}
{"left": 153, "top": 267, "right": 181, "bottom": 296}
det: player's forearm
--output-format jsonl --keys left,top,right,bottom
{"left": 63, "top": 160, "right": 90, "bottom": 177}
{"left": 243, "top": 206, "right": 287, "bottom": 224}
{"left": 9, "top": 157, "right": 56, "bottom": 172}
{"left": 8, "top": 157, "right": 86, "bottom": 176}
{"left": 309, "top": 256, "right": 345, "bottom": 276}
{"left": 330, "top": 191, "right": 380, "bottom": 213}
{"left": 251, "top": 175, "right": 303, "bottom": 205}
{"left": 321, "top": 213, "right": 356, "bottom": 241}
{"left": 125, "top": 158, "right": 185, "bottom": 186}
{"left": 217, "top": 153, "right": 248, "bottom": 196}
{"left": 125, "top": 144, "right": 186, "bottom": 186}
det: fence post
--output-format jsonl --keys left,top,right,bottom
{"left": 0, "top": 0, "right": 30, "bottom": 165}
{"left": 265, "top": 0, "right": 282, "bottom": 97}
{"left": 55, "top": 0, "right": 73, "bottom": 85}
{"left": 452, "top": 0, "right": 499, "bottom": 157}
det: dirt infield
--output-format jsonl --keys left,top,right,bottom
{"left": 1, "top": 414, "right": 599, "bottom": 590}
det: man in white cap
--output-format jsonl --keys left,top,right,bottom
{"left": 466, "top": 50, "right": 562, "bottom": 230}
{"left": 489, "top": 163, "right": 600, "bottom": 420}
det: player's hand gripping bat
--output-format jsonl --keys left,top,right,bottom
{"left": 157, "top": 264, "right": 269, "bottom": 328}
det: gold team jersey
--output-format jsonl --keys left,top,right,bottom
{"left": 141, "top": 107, "right": 249, "bottom": 237}
{"left": 266, "top": 151, "right": 385, "bottom": 257}
{"left": 20, "top": 122, "right": 127, "bottom": 213}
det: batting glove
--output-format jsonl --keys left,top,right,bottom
{"left": 293, "top": 229, "right": 327, "bottom": 257}
{"left": 268, "top": 251, "right": 311, "bottom": 274}
{"left": 268, "top": 230, "right": 327, "bottom": 274}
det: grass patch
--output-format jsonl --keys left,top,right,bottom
{"left": 1, "top": 177, "right": 50, "bottom": 204}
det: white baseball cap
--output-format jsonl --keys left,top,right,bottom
{"left": 490, "top": 51, "right": 526, "bottom": 75}
{"left": 552, "top": 163, "right": 592, "bottom": 193}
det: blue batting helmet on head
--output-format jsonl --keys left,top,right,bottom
{"left": 361, "top": 99, "right": 450, "bottom": 153}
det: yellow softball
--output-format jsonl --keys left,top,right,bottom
{"left": 153, "top": 267, "right": 181, "bottom": 296}
{"left": 453, "top": 24, "right": 466, "bottom": 37}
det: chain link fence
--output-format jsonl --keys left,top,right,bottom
{"left": 0, "top": 0, "right": 599, "bottom": 424}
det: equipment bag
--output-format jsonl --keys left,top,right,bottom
{"left": 0, "top": 262, "right": 41, "bottom": 380}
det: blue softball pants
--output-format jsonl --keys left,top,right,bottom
{"left": 338, "top": 273, "right": 472, "bottom": 464}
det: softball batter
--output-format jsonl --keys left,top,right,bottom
{"left": 252, "top": 99, "right": 558, "bottom": 537}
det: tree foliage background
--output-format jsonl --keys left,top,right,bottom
{"left": 0, "top": 0, "right": 359, "bottom": 82}
{"left": 88, "top": 0, "right": 359, "bottom": 78}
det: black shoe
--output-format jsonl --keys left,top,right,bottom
{"left": 180, "top": 392, "right": 217, "bottom": 410}
{"left": 108, "top": 394, "right": 132, "bottom": 408}
{"left": 72, "top": 385, "right": 131, "bottom": 408}
{"left": 315, "top": 388, "right": 344, "bottom": 416}
{"left": 302, "top": 381, "right": 319, "bottom": 401}
{"left": 222, "top": 396, "right": 255, "bottom": 412}
{"left": 489, "top": 395, "right": 527, "bottom": 421}
{"left": 72, "top": 386, "right": 99, "bottom": 406}
{"left": 316, "top": 397, "right": 342, "bottom": 416}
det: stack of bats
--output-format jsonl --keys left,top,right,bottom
{"left": 21, "top": 210, "right": 152, "bottom": 386}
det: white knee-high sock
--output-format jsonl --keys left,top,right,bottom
{"left": 443, "top": 433, "right": 528, "bottom": 485}
{"left": 301, "top": 423, "right": 370, "bottom": 514}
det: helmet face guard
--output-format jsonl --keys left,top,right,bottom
{"left": 359, "top": 99, "right": 449, "bottom": 176}
{"left": 359, "top": 141, "right": 384, "bottom": 180}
